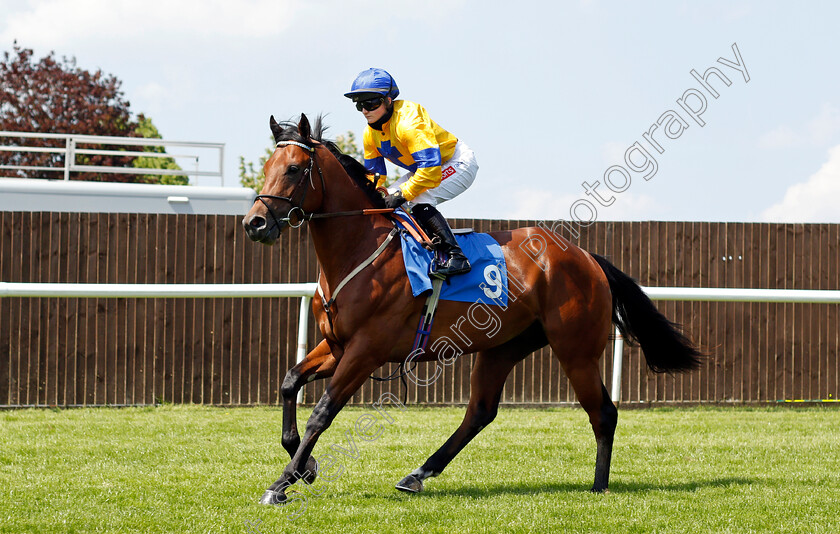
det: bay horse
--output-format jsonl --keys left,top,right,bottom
{"left": 242, "top": 114, "right": 701, "bottom": 505}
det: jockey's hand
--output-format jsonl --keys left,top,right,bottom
{"left": 383, "top": 190, "right": 406, "bottom": 209}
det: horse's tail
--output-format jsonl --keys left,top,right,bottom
{"left": 591, "top": 253, "right": 703, "bottom": 373}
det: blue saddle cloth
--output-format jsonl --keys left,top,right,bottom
{"left": 397, "top": 218, "right": 508, "bottom": 306}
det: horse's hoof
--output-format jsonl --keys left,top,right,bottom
{"left": 259, "top": 489, "right": 288, "bottom": 505}
{"left": 395, "top": 474, "right": 424, "bottom": 493}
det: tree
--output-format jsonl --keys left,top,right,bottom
{"left": 0, "top": 42, "right": 182, "bottom": 183}
{"left": 239, "top": 137, "right": 274, "bottom": 193}
{"left": 132, "top": 116, "right": 188, "bottom": 185}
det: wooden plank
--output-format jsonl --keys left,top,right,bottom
{"left": 722, "top": 223, "right": 736, "bottom": 403}
{"left": 820, "top": 222, "right": 834, "bottom": 400}
{"left": 13, "top": 213, "right": 26, "bottom": 406}
{"left": 743, "top": 223, "right": 759, "bottom": 402}
{"left": 230, "top": 216, "right": 245, "bottom": 405}
{"left": 666, "top": 221, "right": 680, "bottom": 401}
{"left": 52, "top": 213, "right": 70, "bottom": 406}
{"left": 82, "top": 214, "right": 97, "bottom": 405}
{"left": 155, "top": 215, "right": 171, "bottom": 404}
{"left": 185, "top": 215, "right": 200, "bottom": 405}
{"left": 733, "top": 222, "right": 746, "bottom": 402}
{"left": 132, "top": 214, "right": 147, "bottom": 405}
{"left": 64, "top": 214, "right": 81, "bottom": 406}
{"left": 698, "top": 221, "right": 712, "bottom": 402}
{"left": 830, "top": 224, "right": 839, "bottom": 401}
{"left": 758, "top": 223, "right": 771, "bottom": 402}
{"left": 197, "top": 215, "right": 213, "bottom": 405}
{"left": 31, "top": 213, "right": 46, "bottom": 405}
{"left": 771, "top": 223, "right": 786, "bottom": 401}
{"left": 150, "top": 214, "right": 160, "bottom": 404}
{"left": 782, "top": 225, "right": 797, "bottom": 400}
{"left": 797, "top": 224, "right": 810, "bottom": 400}
{"left": 214, "top": 216, "right": 231, "bottom": 405}
{"left": 0, "top": 213, "right": 13, "bottom": 405}
{"left": 113, "top": 213, "right": 129, "bottom": 405}
{"left": 640, "top": 221, "right": 657, "bottom": 402}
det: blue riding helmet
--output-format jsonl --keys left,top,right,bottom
{"left": 344, "top": 68, "right": 400, "bottom": 100}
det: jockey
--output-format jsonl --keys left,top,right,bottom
{"left": 344, "top": 67, "right": 478, "bottom": 277}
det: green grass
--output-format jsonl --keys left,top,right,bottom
{"left": 1, "top": 405, "right": 838, "bottom": 533}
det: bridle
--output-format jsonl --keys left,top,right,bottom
{"left": 253, "top": 140, "right": 325, "bottom": 231}
{"left": 253, "top": 140, "right": 393, "bottom": 233}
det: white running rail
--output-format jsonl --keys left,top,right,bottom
{"left": 610, "top": 287, "right": 840, "bottom": 404}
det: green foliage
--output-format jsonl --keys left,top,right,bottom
{"left": 333, "top": 131, "right": 363, "bottom": 160}
{"left": 239, "top": 136, "right": 275, "bottom": 192}
{"left": 132, "top": 115, "right": 189, "bottom": 185}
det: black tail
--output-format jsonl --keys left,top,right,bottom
{"left": 592, "top": 254, "right": 703, "bottom": 373}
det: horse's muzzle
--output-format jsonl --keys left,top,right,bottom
{"left": 242, "top": 213, "right": 283, "bottom": 245}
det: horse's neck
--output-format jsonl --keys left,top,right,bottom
{"left": 308, "top": 157, "right": 392, "bottom": 291}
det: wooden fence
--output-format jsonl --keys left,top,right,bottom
{"left": 1, "top": 212, "right": 838, "bottom": 407}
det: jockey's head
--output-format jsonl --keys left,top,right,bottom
{"left": 344, "top": 68, "right": 399, "bottom": 124}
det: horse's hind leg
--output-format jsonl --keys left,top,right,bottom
{"left": 561, "top": 359, "right": 617, "bottom": 493}
{"left": 396, "top": 325, "right": 545, "bottom": 493}
{"left": 279, "top": 339, "right": 336, "bottom": 480}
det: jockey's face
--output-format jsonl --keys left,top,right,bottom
{"left": 362, "top": 97, "right": 391, "bottom": 124}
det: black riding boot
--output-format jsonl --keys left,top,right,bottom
{"left": 411, "top": 204, "right": 471, "bottom": 277}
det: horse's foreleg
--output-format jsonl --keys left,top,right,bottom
{"left": 261, "top": 349, "right": 379, "bottom": 505}
{"left": 396, "top": 348, "right": 522, "bottom": 493}
{"left": 277, "top": 340, "right": 336, "bottom": 487}
{"left": 280, "top": 340, "right": 336, "bottom": 459}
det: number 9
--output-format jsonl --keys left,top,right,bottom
{"left": 482, "top": 265, "right": 503, "bottom": 299}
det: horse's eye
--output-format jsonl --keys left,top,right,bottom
{"left": 288, "top": 165, "right": 300, "bottom": 174}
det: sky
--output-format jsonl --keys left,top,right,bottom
{"left": 2, "top": 0, "right": 840, "bottom": 222}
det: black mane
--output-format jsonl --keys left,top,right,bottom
{"left": 272, "top": 115, "right": 385, "bottom": 209}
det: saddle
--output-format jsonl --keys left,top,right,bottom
{"left": 389, "top": 208, "right": 509, "bottom": 355}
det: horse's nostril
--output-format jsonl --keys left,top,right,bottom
{"left": 250, "top": 216, "right": 266, "bottom": 229}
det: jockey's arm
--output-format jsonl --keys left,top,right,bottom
{"left": 397, "top": 115, "right": 443, "bottom": 201}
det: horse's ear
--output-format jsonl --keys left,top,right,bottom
{"left": 298, "top": 113, "right": 311, "bottom": 141}
{"left": 269, "top": 115, "right": 282, "bottom": 144}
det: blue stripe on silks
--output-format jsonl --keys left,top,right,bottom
{"left": 379, "top": 141, "right": 416, "bottom": 172}
{"left": 378, "top": 140, "right": 400, "bottom": 159}
{"left": 411, "top": 147, "right": 442, "bottom": 168}
{"left": 364, "top": 156, "right": 387, "bottom": 175}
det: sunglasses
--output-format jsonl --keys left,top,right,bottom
{"left": 355, "top": 97, "right": 384, "bottom": 112}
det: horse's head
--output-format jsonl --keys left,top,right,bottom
{"left": 242, "top": 114, "right": 325, "bottom": 245}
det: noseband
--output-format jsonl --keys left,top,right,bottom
{"left": 254, "top": 140, "right": 326, "bottom": 230}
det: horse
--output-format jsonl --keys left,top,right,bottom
{"left": 242, "top": 114, "right": 702, "bottom": 505}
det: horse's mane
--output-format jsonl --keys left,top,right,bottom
{"left": 273, "top": 115, "right": 386, "bottom": 209}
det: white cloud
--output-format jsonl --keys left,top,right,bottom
{"left": 600, "top": 141, "right": 627, "bottom": 167}
{"left": 0, "top": 0, "right": 295, "bottom": 47}
{"left": 758, "top": 125, "right": 799, "bottom": 149}
{"left": 761, "top": 144, "right": 840, "bottom": 222}
{"left": 806, "top": 104, "right": 840, "bottom": 145}
{"left": 758, "top": 103, "right": 840, "bottom": 149}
